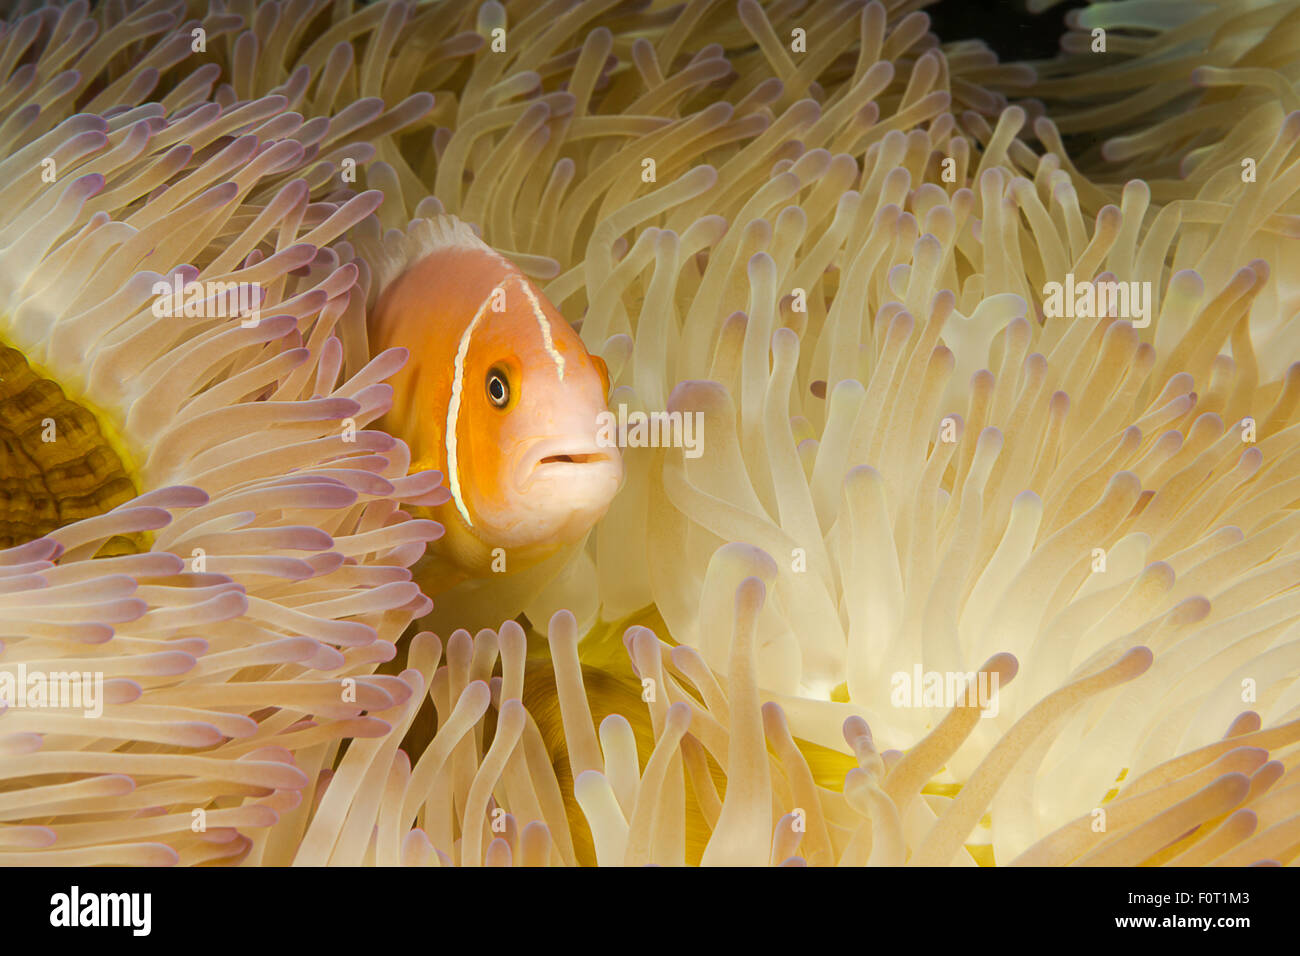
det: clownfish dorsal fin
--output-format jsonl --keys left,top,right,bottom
{"left": 417, "top": 215, "right": 506, "bottom": 261}
{"left": 358, "top": 212, "right": 516, "bottom": 307}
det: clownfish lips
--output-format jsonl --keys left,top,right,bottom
{"left": 514, "top": 438, "right": 621, "bottom": 491}
{"left": 489, "top": 437, "right": 622, "bottom": 547}
{"left": 538, "top": 451, "right": 606, "bottom": 465}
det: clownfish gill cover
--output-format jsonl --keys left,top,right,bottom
{"left": 0, "top": 0, "right": 1296, "bottom": 924}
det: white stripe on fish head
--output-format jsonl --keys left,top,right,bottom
{"left": 515, "top": 274, "right": 565, "bottom": 382}
{"left": 445, "top": 286, "right": 499, "bottom": 528}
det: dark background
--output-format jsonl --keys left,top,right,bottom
{"left": 929, "top": 0, "right": 1091, "bottom": 61}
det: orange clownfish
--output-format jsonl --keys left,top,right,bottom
{"left": 369, "top": 216, "right": 622, "bottom": 589}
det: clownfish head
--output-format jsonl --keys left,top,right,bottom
{"left": 446, "top": 272, "right": 622, "bottom": 555}
{"left": 370, "top": 217, "right": 622, "bottom": 577}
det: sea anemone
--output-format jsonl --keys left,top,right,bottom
{"left": 1, "top": 0, "right": 1297, "bottom": 868}
{"left": 0, "top": 0, "right": 445, "bottom": 864}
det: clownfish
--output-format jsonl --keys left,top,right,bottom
{"left": 369, "top": 216, "right": 622, "bottom": 590}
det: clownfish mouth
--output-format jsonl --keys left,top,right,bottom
{"left": 537, "top": 452, "right": 606, "bottom": 465}
{"left": 513, "top": 438, "right": 622, "bottom": 493}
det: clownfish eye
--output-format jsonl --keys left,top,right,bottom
{"left": 486, "top": 367, "right": 510, "bottom": 408}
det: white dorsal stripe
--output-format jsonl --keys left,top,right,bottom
{"left": 445, "top": 286, "right": 498, "bottom": 528}
{"left": 516, "top": 274, "right": 565, "bottom": 382}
